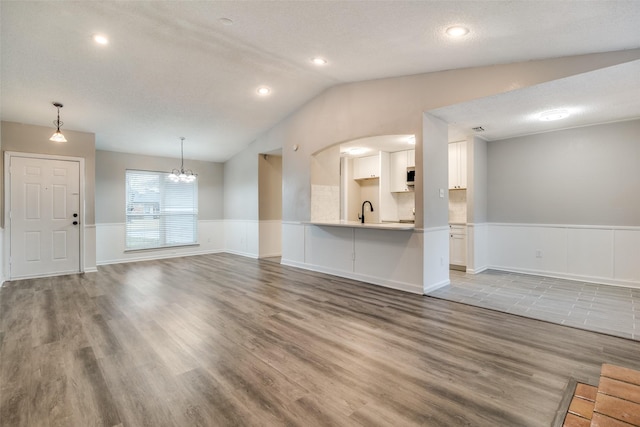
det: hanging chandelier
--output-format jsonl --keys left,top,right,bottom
{"left": 49, "top": 102, "right": 67, "bottom": 142}
{"left": 168, "top": 137, "right": 196, "bottom": 183}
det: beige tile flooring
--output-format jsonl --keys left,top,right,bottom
{"left": 427, "top": 269, "right": 640, "bottom": 341}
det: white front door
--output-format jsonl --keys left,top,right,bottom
{"left": 9, "top": 156, "right": 81, "bottom": 279}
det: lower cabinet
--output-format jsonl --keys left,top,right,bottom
{"left": 449, "top": 225, "right": 467, "bottom": 269}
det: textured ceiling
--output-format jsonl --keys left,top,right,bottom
{"left": 2, "top": 1, "right": 640, "bottom": 161}
{"left": 432, "top": 60, "right": 640, "bottom": 142}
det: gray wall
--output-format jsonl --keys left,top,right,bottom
{"left": 95, "top": 150, "right": 224, "bottom": 224}
{"left": 423, "top": 113, "right": 449, "bottom": 227}
{"left": 487, "top": 119, "right": 640, "bottom": 226}
{"left": 258, "top": 154, "right": 282, "bottom": 221}
{"left": 468, "top": 136, "right": 488, "bottom": 223}
{"left": 1, "top": 120, "right": 96, "bottom": 227}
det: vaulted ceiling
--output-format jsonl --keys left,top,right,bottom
{"left": 2, "top": 1, "right": 640, "bottom": 161}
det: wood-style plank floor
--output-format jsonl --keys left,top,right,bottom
{"left": 2, "top": 253, "right": 640, "bottom": 426}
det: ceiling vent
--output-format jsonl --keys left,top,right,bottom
{"left": 472, "top": 126, "right": 485, "bottom": 132}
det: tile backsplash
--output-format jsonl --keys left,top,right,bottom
{"left": 311, "top": 184, "right": 340, "bottom": 221}
{"left": 449, "top": 189, "right": 467, "bottom": 223}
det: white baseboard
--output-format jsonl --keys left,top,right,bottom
{"left": 83, "top": 267, "right": 98, "bottom": 273}
{"left": 258, "top": 253, "right": 282, "bottom": 259}
{"left": 423, "top": 279, "right": 450, "bottom": 293}
{"left": 225, "top": 249, "right": 259, "bottom": 259}
{"left": 282, "top": 259, "right": 423, "bottom": 294}
{"left": 488, "top": 265, "right": 640, "bottom": 289}
{"left": 96, "top": 249, "right": 224, "bottom": 266}
{"left": 466, "top": 265, "right": 489, "bottom": 275}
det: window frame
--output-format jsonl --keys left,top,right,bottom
{"left": 125, "top": 169, "right": 199, "bottom": 251}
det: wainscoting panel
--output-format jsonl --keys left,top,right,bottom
{"left": 83, "top": 224, "right": 97, "bottom": 273}
{"left": 466, "top": 223, "right": 489, "bottom": 274}
{"left": 304, "top": 225, "right": 354, "bottom": 274}
{"left": 282, "top": 222, "right": 423, "bottom": 294}
{"left": 281, "top": 221, "right": 305, "bottom": 265}
{"left": 423, "top": 227, "right": 450, "bottom": 293}
{"left": 488, "top": 223, "right": 640, "bottom": 288}
{"left": 224, "top": 219, "right": 259, "bottom": 258}
{"left": 614, "top": 229, "right": 640, "bottom": 283}
{"left": 566, "top": 228, "right": 613, "bottom": 280}
{"left": 96, "top": 220, "right": 225, "bottom": 265}
{"left": 354, "top": 227, "right": 423, "bottom": 294}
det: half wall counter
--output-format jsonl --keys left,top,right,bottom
{"left": 281, "top": 221, "right": 423, "bottom": 294}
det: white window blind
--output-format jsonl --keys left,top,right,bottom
{"left": 125, "top": 170, "right": 198, "bottom": 250}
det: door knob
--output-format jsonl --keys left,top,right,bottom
{"left": 73, "top": 221, "right": 78, "bottom": 225}
{"left": 73, "top": 213, "right": 78, "bottom": 217}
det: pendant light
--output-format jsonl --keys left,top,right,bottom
{"left": 168, "top": 137, "right": 196, "bottom": 183}
{"left": 49, "top": 102, "right": 67, "bottom": 142}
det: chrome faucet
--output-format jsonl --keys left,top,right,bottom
{"left": 359, "top": 200, "right": 374, "bottom": 224}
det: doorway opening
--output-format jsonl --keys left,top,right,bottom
{"left": 258, "top": 149, "right": 282, "bottom": 260}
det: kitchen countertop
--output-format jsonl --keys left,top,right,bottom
{"left": 307, "top": 220, "right": 415, "bottom": 231}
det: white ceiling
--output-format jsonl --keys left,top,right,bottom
{"left": 2, "top": 1, "right": 640, "bottom": 162}
{"left": 339, "top": 135, "right": 415, "bottom": 158}
{"left": 431, "top": 59, "right": 640, "bottom": 142}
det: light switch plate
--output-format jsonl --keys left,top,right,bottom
{"left": 439, "top": 189, "right": 444, "bottom": 198}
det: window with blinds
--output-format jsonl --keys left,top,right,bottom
{"left": 125, "top": 170, "right": 198, "bottom": 250}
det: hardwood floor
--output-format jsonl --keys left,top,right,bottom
{"left": 2, "top": 253, "right": 640, "bottom": 426}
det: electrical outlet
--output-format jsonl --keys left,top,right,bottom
{"left": 536, "top": 250, "right": 543, "bottom": 258}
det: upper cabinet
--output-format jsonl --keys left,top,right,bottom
{"left": 353, "top": 154, "right": 380, "bottom": 180}
{"left": 390, "top": 150, "right": 415, "bottom": 192}
{"left": 448, "top": 141, "right": 467, "bottom": 189}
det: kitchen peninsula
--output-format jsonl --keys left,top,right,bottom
{"left": 284, "top": 220, "right": 423, "bottom": 295}
{"left": 301, "top": 135, "right": 423, "bottom": 294}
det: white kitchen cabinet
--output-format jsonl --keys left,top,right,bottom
{"left": 449, "top": 225, "right": 467, "bottom": 268}
{"left": 353, "top": 154, "right": 380, "bottom": 180}
{"left": 389, "top": 150, "right": 415, "bottom": 192}
{"left": 448, "top": 141, "right": 467, "bottom": 189}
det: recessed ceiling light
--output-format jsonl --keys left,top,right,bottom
{"left": 93, "top": 34, "right": 109, "bottom": 45}
{"left": 311, "top": 57, "right": 327, "bottom": 66}
{"left": 257, "top": 86, "right": 271, "bottom": 96}
{"left": 539, "top": 109, "right": 570, "bottom": 121}
{"left": 445, "top": 26, "right": 469, "bottom": 38}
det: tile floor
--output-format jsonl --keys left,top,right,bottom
{"left": 427, "top": 269, "right": 640, "bottom": 341}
